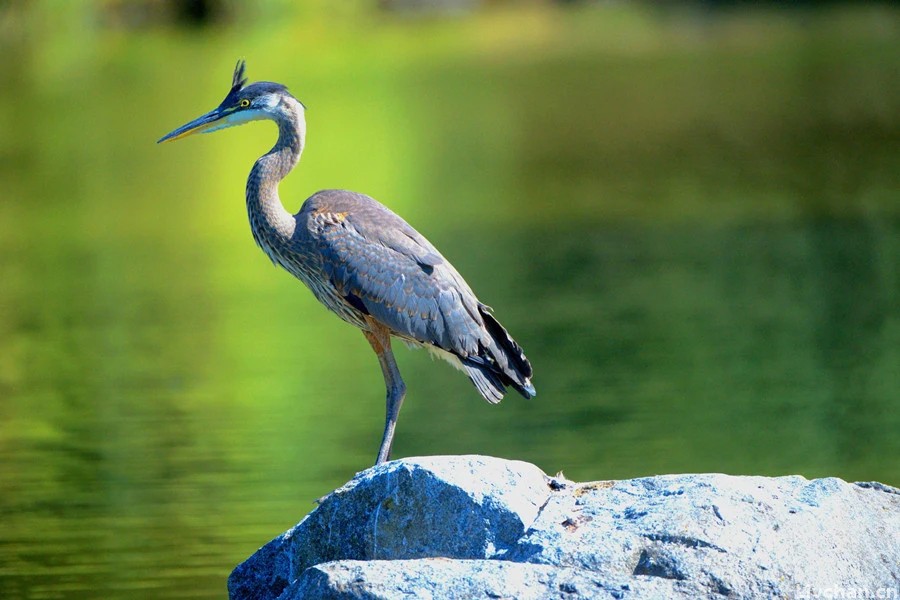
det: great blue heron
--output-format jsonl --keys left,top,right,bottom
{"left": 159, "top": 61, "right": 535, "bottom": 465}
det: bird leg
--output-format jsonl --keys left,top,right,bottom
{"left": 363, "top": 327, "right": 407, "bottom": 466}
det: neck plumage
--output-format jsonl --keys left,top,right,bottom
{"left": 246, "top": 97, "right": 306, "bottom": 258}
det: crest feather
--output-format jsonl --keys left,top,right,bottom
{"left": 231, "top": 59, "right": 247, "bottom": 92}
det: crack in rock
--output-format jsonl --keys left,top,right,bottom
{"left": 642, "top": 533, "right": 727, "bottom": 553}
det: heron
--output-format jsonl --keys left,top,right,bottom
{"left": 159, "top": 61, "right": 535, "bottom": 465}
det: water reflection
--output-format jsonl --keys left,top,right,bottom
{"left": 808, "top": 218, "right": 897, "bottom": 468}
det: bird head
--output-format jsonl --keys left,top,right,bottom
{"left": 158, "top": 60, "right": 303, "bottom": 143}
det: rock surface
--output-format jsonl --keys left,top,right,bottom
{"left": 228, "top": 456, "right": 900, "bottom": 600}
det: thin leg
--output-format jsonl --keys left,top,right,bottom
{"left": 363, "top": 328, "right": 407, "bottom": 466}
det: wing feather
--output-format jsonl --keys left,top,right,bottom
{"left": 300, "top": 189, "right": 534, "bottom": 401}
{"left": 316, "top": 210, "right": 482, "bottom": 355}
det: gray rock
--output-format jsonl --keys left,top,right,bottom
{"left": 286, "top": 559, "right": 677, "bottom": 599}
{"left": 506, "top": 474, "right": 900, "bottom": 598}
{"left": 228, "top": 456, "right": 900, "bottom": 600}
{"left": 228, "top": 455, "right": 550, "bottom": 600}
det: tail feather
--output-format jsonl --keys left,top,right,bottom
{"left": 480, "top": 306, "right": 533, "bottom": 385}
{"left": 462, "top": 362, "right": 505, "bottom": 405}
{"left": 460, "top": 305, "right": 535, "bottom": 403}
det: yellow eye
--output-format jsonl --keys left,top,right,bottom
{"left": 239, "top": 99, "right": 250, "bottom": 108}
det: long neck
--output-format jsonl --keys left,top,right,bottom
{"left": 246, "top": 97, "right": 306, "bottom": 253}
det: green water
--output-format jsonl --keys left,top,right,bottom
{"left": 1, "top": 3, "right": 899, "bottom": 598}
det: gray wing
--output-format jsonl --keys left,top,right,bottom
{"left": 302, "top": 190, "right": 534, "bottom": 402}
{"left": 309, "top": 191, "right": 483, "bottom": 352}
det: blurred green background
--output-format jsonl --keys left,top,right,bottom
{"left": 1, "top": 0, "right": 898, "bottom": 597}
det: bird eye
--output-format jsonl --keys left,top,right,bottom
{"left": 239, "top": 99, "right": 250, "bottom": 108}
